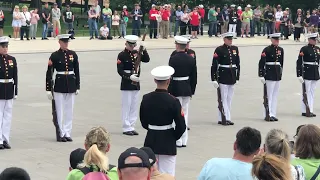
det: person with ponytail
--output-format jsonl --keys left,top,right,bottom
{"left": 66, "top": 127, "right": 119, "bottom": 180}
{"left": 252, "top": 153, "right": 292, "bottom": 180}
{"left": 264, "top": 129, "right": 305, "bottom": 180}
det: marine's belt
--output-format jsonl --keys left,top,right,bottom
{"left": 172, "top": 76, "right": 189, "bottom": 81}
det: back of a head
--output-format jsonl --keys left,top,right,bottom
{"left": 0, "top": 167, "right": 31, "bottom": 180}
{"left": 265, "top": 129, "right": 291, "bottom": 160}
{"left": 120, "top": 156, "right": 149, "bottom": 180}
{"left": 295, "top": 124, "right": 320, "bottom": 159}
{"left": 236, "top": 127, "right": 261, "bottom": 156}
{"left": 252, "top": 153, "right": 291, "bottom": 180}
{"left": 81, "top": 127, "right": 111, "bottom": 172}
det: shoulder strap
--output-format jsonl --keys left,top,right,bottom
{"left": 310, "top": 165, "right": 320, "bottom": 180}
{"left": 294, "top": 166, "right": 300, "bottom": 180}
{"left": 78, "top": 167, "right": 92, "bottom": 175}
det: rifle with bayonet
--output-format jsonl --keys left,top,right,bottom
{"left": 263, "top": 84, "right": 270, "bottom": 121}
{"left": 50, "top": 68, "right": 61, "bottom": 141}
{"left": 301, "top": 55, "right": 311, "bottom": 117}
{"left": 217, "top": 87, "right": 227, "bottom": 125}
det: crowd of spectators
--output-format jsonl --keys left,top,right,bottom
{"left": 2, "top": 124, "right": 320, "bottom": 180}
{"left": 0, "top": 2, "right": 319, "bottom": 42}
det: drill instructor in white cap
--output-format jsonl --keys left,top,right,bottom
{"left": 0, "top": 37, "right": 17, "bottom": 149}
{"left": 258, "top": 33, "right": 284, "bottom": 122}
{"left": 211, "top": 32, "right": 240, "bottom": 126}
{"left": 297, "top": 33, "right": 320, "bottom": 117}
{"left": 169, "top": 36, "right": 197, "bottom": 148}
{"left": 117, "top": 35, "right": 150, "bottom": 136}
{"left": 140, "top": 65, "right": 186, "bottom": 176}
{"left": 46, "top": 34, "right": 80, "bottom": 142}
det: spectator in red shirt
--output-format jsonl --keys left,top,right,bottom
{"left": 198, "top": 5, "right": 205, "bottom": 35}
{"left": 160, "top": 4, "right": 170, "bottom": 39}
{"left": 149, "top": 4, "right": 158, "bottom": 39}
{"left": 189, "top": 7, "right": 200, "bottom": 38}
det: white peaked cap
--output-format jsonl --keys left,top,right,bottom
{"left": 124, "top": 35, "right": 139, "bottom": 43}
{"left": 174, "top": 36, "right": 189, "bottom": 45}
{"left": 151, "top": 66, "right": 175, "bottom": 80}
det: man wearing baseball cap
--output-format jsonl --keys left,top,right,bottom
{"left": 140, "top": 147, "right": 174, "bottom": 180}
{"left": 118, "top": 147, "right": 151, "bottom": 180}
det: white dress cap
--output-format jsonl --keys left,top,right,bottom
{"left": 0, "top": 36, "right": 9, "bottom": 44}
{"left": 151, "top": 66, "right": 175, "bottom": 80}
{"left": 174, "top": 36, "right": 189, "bottom": 45}
{"left": 269, "top": 33, "right": 281, "bottom": 38}
{"left": 124, "top": 35, "right": 139, "bottom": 44}
{"left": 221, "top": 32, "right": 235, "bottom": 38}
{"left": 181, "top": 35, "right": 191, "bottom": 42}
{"left": 306, "top": 33, "right": 319, "bottom": 39}
{"left": 57, "top": 34, "right": 71, "bottom": 40}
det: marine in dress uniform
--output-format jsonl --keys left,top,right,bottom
{"left": 117, "top": 35, "right": 150, "bottom": 136}
{"left": 259, "top": 33, "right": 284, "bottom": 121}
{"left": 140, "top": 66, "right": 186, "bottom": 176}
{"left": 228, "top": 5, "right": 238, "bottom": 39}
{"left": 170, "top": 35, "right": 196, "bottom": 131}
{"left": 168, "top": 36, "right": 197, "bottom": 148}
{"left": 211, "top": 32, "right": 240, "bottom": 125}
{"left": 296, "top": 33, "right": 320, "bottom": 117}
{"left": 0, "top": 37, "right": 17, "bottom": 149}
{"left": 46, "top": 34, "right": 80, "bottom": 142}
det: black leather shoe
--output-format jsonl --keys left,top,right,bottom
{"left": 123, "top": 131, "right": 134, "bottom": 136}
{"left": 3, "top": 141, "right": 11, "bottom": 149}
{"left": 65, "top": 137, "right": 73, "bottom": 142}
{"left": 182, "top": 145, "right": 187, "bottom": 147}
{"left": 302, "top": 113, "right": 307, "bottom": 117}
{"left": 218, "top": 121, "right": 229, "bottom": 126}
{"left": 227, "top": 121, "right": 234, "bottom": 125}
{"left": 176, "top": 145, "right": 183, "bottom": 148}
{"left": 272, "top": 117, "right": 278, "bottom": 121}
{"left": 0, "top": 144, "right": 4, "bottom": 150}
{"left": 131, "top": 131, "right": 139, "bottom": 135}
{"left": 311, "top": 113, "right": 317, "bottom": 117}
{"left": 57, "top": 137, "right": 67, "bottom": 142}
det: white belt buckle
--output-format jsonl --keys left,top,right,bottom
{"left": 4, "top": 79, "right": 8, "bottom": 83}
{"left": 65, "top": 71, "right": 68, "bottom": 75}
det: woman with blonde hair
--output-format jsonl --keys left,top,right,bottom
{"left": 66, "top": 127, "right": 118, "bottom": 180}
{"left": 292, "top": 124, "right": 320, "bottom": 180}
{"left": 252, "top": 153, "right": 292, "bottom": 180}
{"left": 12, "top": 5, "right": 22, "bottom": 40}
{"left": 264, "top": 129, "right": 305, "bottom": 179}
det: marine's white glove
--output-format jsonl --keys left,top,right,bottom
{"left": 139, "top": 41, "right": 146, "bottom": 50}
{"left": 75, "top": 90, "right": 80, "bottom": 95}
{"left": 212, "top": 81, "right": 219, "bottom": 89}
{"left": 235, "top": 80, "right": 239, "bottom": 85}
{"left": 13, "top": 95, "right": 18, "bottom": 100}
{"left": 298, "top": 76, "right": 304, "bottom": 84}
{"left": 47, "top": 91, "right": 53, "bottom": 100}
{"left": 260, "top": 77, "right": 266, "bottom": 84}
{"left": 130, "top": 74, "right": 140, "bottom": 82}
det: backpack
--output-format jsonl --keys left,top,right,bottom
{"left": 78, "top": 165, "right": 116, "bottom": 180}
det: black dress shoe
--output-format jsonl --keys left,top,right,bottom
{"left": 272, "top": 117, "right": 278, "bottom": 121}
{"left": 57, "top": 137, "right": 67, "bottom": 142}
{"left": 3, "top": 141, "right": 11, "bottom": 149}
{"left": 311, "top": 113, "right": 317, "bottom": 117}
{"left": 65, "top": 137, "right": 73, "bottom": 142}
{"left": 227, "top": 121, "right": 234, "bottom": 125}
{"left": 302, "top": 113, "right": 307, "bottom": 117}
{"left": 176, "top": 145, "right": 183, "bottom": 148}
{"left": 123, "top": 131, "right": 134, "bottom": 136}
{"left": 269, "top": 117, "right": 275, "bottom": 122}
{"left": 182, "top": 145, "right": 187, "bottom": 147}
{"left": 0, "top": 144, "right": 4, "bottom": 150}
{"left": 131, "top": 131, "right": 139, "bottom": 135}
{"left": 218, "top": 121, "right": 228, "bottom": 126}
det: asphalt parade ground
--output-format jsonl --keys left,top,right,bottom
{"left": 0, "top": 36, "right": 318, "bottom": 180}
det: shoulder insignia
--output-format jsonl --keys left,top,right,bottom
{"left": 48, "top": 59, "right": 53, "bottom": 66}
{"left": 117, "top": 59, "right": 122, "bottom": 64}
{"left": 299, "top": 52, "right": 304, "bottom": 56}
{"left": 181, "top": 109, "right": 184, "bottom": 117}
{"left": 213, "top": 53, "right": 218, "bottom": 58}
{"left": 261, "top": 52, "right": 266, "bottom": 57}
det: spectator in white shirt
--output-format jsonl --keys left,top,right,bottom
{"left": 20, "top": 5, "right": 31, "bottom": 40}
{"left": 12, "top": 5, "right": 22, "bottom": 40}
{"left": 275, "top": 5, "right": 283, "bottom": 33}
{"left": 99, "top": 23, "right": 112, "bottom": 40}
{"left": 51, "top": 3, "right": 61, "bottom": 38}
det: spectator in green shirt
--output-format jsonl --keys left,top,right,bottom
{"left": 241, "top": 7, "right": 252, "bottom": 38}
{"left": 208, "top": 5, "right": 218, "bottom": 37}
{"left": 291, "top": 124, "right": 320, "bottom": 180}
{"left": 102, "top": 4, "right": 112, "bottom": 33}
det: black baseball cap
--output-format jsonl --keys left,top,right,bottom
{"left": 140, "top": 147, "right": 156, "bottom": 166}
{"left": 69, "top": 148, "right": 86, "bottom": 169}
{"left": 118, "top": 147, "right": 151, "bottom": 169}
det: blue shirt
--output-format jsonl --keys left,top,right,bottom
{"left": 175, "top": 10, "right": 183, "bottom": 20}
{"left": 198, "top": 158, "right": 254, "bottom": 180}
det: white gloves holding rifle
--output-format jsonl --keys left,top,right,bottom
{"left": 47, "top": 91, "right": 53, "bottom": 100}
{"left": 298, "top": 76, "right": 304, "bottom": 84}
{"left": 260, "top": 77, "right": 266, "bottom": 84}
{"left": 130, "top": 74, "right": 140, "bottom": 82}
{"left": 212, "top": 81, "right": 219, "bottom": 89}
{"left": 139, "top": 41, "right": 146, "bottom": 50}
